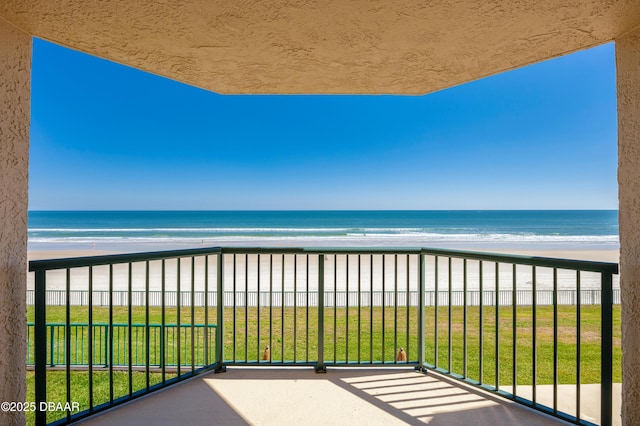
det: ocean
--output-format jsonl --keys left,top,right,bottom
{"left": 28, "top": 210, "right": 619, "bottom": 252}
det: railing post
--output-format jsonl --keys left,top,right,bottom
{"left": 416, "top": 252, "right": 426, "bottom": 372}
{"left": 215, "top": 252, "right": 226, "bottom": 372}
{"left": 204, "top": 256, "right": 209, "bottom": 367}
{"left": 34, "top": 269, "right": 47, "bottom": 426}
{"left": 601, "top": 271, "right": 613, "bottom": 426}
{"left": 316, "top": 254, "right": 326, "bottom": 373}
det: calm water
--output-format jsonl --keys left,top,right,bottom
{"left": 28, "top": 210, "right": 619, "bottom": 251}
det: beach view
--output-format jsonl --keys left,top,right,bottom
{"left": 26, "top": 210, "right": 622, "bottom": 425}
{"left": 28, "top": 210, "right": 620, "bottom": 292}
{"left": 15, "top": 16, "right": 626, "bottom": 426}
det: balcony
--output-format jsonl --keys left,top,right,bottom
{"left": 27, "top": 247, "right": 620, "bottom": 425}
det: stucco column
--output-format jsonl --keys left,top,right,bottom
{"left": 0, "top": 17, "right": 31, "bottom": 426}
{"left": 616, "top": 25, "right": 640, "bottom": 426}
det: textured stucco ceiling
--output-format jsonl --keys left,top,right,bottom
{"left": 2, "top": 0, "right": 640, "bottom": 94}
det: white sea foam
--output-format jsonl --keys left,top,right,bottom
{"left": 28, "top": 233, "right": 620, "bottom": 242}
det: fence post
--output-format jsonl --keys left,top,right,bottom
{"left": 417, "top": 252, "right": 426, "bottom": 372}
{"left": 601, "top": 271, "right": 613, "bottom": 426}
{"left": 104, "top": 325, "right": 109, "bottom": 367}
{"left": 35, "top": 269, "right": 47, "bottom": 426}
{"left": 316, "top": 254, "right": 326, "bottom": 373}
{"left": 49, "top": 326, "right": 54, "bottom": 367}
{"left": 215, "top": 252, "right": 226, "bottom": 372}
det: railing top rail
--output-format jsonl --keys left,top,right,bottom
{"left": 28, "top": 247, "right": 223, "bottom": 271}
{"left": 420, "top": 247, "right": 619, "bottom": 274}
{"left": 220, "top": 247, "right": 425, "bottom": 255}
{"left": 28, "top": 246, "right": 619, "bottom": 275}
{"left": 28, "top": 246, "right": 424, "bottom": 271}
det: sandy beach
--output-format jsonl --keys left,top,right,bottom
{"left": 27, "top": 246, "right": 620, "bottom": 295}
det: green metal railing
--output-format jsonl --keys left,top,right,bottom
{"left": 417, "top": 248, "right": 618, "bottom": 426}
{"left": 30, "top": 247, "right": 223, "bottom": 426}
{"left": 27, "top": 323, "right": 216, "bottom": 367}
{"left": 29, "top": 247, "right": 619, "bottom": 426}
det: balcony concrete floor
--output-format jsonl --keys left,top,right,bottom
{"left": 76, "top": 367, "right": 590, "bottom": 426}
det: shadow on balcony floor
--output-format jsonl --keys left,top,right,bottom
{"left": 78, "top": 367, "right": 570, "bottom": 426}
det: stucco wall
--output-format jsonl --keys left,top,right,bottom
{"left": 616, "top": 24, "right": 640, "bottom": 426}
{"left": 0, "top": 17, "right": 30, "bottom": 426}
{"left": 1, "top": 1, "right": 640, "bottom": 94}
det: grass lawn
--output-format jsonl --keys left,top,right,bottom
{"left": 26, "top": 303, "right": 621, "bottom": 425}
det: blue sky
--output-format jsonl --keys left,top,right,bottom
{"left": 29, "top": 39, "right": 618, "bottom": 210}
